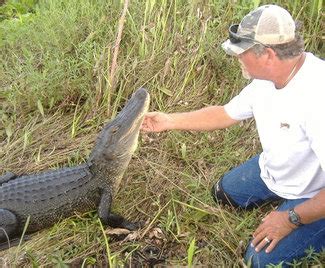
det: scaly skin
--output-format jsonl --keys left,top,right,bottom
{"left": 0, "top": 88, "right": 150, "bottom": 246}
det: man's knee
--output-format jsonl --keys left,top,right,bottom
{"left": 244, "top": 244, "right": 284, "bottom": 267}
{"left": 211, "top": 179, "right": 239, "bottom": 208}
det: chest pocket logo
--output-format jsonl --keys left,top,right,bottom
{"left": 280, "top": 122, "right": 290, "bottom": 129}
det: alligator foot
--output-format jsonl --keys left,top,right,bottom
{"left": 98, "top": 190, "right": 143, "bottom": 230}
{"left": 0, "top": 171, "right": 17, "bottom": 185}
{"left": 0, "top": 209, "right": 18, "bottom": 244}
{"left": 0, "top": 236, "right": 31, "bottom": 251}
{"left": 106, "top": 213, "right": 143, "bottom": 231}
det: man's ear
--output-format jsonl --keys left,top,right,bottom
{"left": 265, "top": 48, "right": 277, "bottom": 65}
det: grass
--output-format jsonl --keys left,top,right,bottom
{"left": 0, "top": 0, "right": 324, "bottom": 266}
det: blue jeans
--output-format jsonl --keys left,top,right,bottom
{"left": 214, "top": 155, "right": 325, "bottom": 267}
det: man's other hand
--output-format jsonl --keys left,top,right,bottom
{"left": 251, "top": 210, "right": 297, "bottom": 253}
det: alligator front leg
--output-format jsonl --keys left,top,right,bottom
{"left": 98, "top": 189, "right": 141, "bottom": 231}
{"left": 0, "top": 172, "right": 17, "bottom": 185}
{"left": 97, "top": 188, "right": 112, "bottom": 225}
{"left": 0, "top": 209, "right": 18, "bottom": 244}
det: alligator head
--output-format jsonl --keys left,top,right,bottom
{"left": 88, "top": 88, "right": 150, "bottom": 183}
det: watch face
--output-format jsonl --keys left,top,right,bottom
{"left": 289, "top": 209, "right": 301, "bottom": 225}
{"left": 290, "top": 211, "right": 298, "bottom": 221}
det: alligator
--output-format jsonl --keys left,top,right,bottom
{"left": 0, "top": 87, "right": 150, "bottom": 248}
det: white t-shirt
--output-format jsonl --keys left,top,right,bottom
{"left": 224, "top": 52, "right": 325, "bottom": 199}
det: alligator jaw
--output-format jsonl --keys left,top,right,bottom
{"left": 89, "top": 88, "right": 150, "bottom": 165}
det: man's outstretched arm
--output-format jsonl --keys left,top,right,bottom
{"left": 141, "top": 105, "right": 239, "bottom": 132}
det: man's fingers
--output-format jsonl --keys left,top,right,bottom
{"left": 265, "top": 239, "right": 278, "bottom": 253}
{"left": 251, "top": 231, "right": 267, "bottom": 247}
{"left": 261, "top": 214, "right": 270, "bottom": 222}
{"left": 251, "top": 211, "right": 293, "bottom": 254}
{"left": 254, "top": 236, "right": 271, "bottom": 252}
{"left": 140, "top": 122, "right": 150, "bottom": 131}
{"left": 141, "top": 117, "right": 155, "bottom": 132}
{"left": 253, "top": 223, "right": 265, "bottom": 238}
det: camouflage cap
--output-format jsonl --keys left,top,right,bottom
{"left": 222, "top": 5, "right": 296, "bottom": 56}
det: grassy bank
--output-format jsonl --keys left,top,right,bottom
{"left": 0, "top": 0, "right": 324, "bottom": 266}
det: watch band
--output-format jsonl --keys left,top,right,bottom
{"left": 288, "top": 208, "right": 303, "bottom": 226}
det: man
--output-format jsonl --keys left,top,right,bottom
{"left": 141, "top": 4, "right": 325, "bottom": 267}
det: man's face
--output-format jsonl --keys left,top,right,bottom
{"left": 237, "top": 49, "right": 267, "bottom": 80}
{"left": 238, "top": 58, "right": 252, "bottom": 79}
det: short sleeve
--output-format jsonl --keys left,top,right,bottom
{"left": 224, "top": 81, "right": 255, "bottom": 121}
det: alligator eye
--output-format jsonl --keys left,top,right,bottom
{"left": 111, "top": 126, "right": 119, "bottom": 133}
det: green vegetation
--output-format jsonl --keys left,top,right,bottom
{"left": 0, "top": 0, "right": 324, "bottom": 266}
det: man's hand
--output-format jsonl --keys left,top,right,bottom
{"left": 251, "top": 210, "right": 297, "bottom": 253}
{"left": 141, "top": 112, "right": 172, "bottom": 132}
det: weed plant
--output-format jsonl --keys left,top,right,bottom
{"left": 0, "top": 0, "right": 324, "bottom": 266}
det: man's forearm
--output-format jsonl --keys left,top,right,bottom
{"left": 295, "top": 188, "right": 325, "bottom": 224}
{"left": 168, "top": 106, "right": 239, "bottom": 131}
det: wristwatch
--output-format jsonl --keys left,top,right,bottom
{"left": 288, "top": 208, "right": 303, "bottom": 226}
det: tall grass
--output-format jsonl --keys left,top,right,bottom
{"left": 0, "top": 0, "right": 324, "bottom": 266}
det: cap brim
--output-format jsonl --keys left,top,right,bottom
{"left": 221, "top": 39, "right": 255, "bottom": 56}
